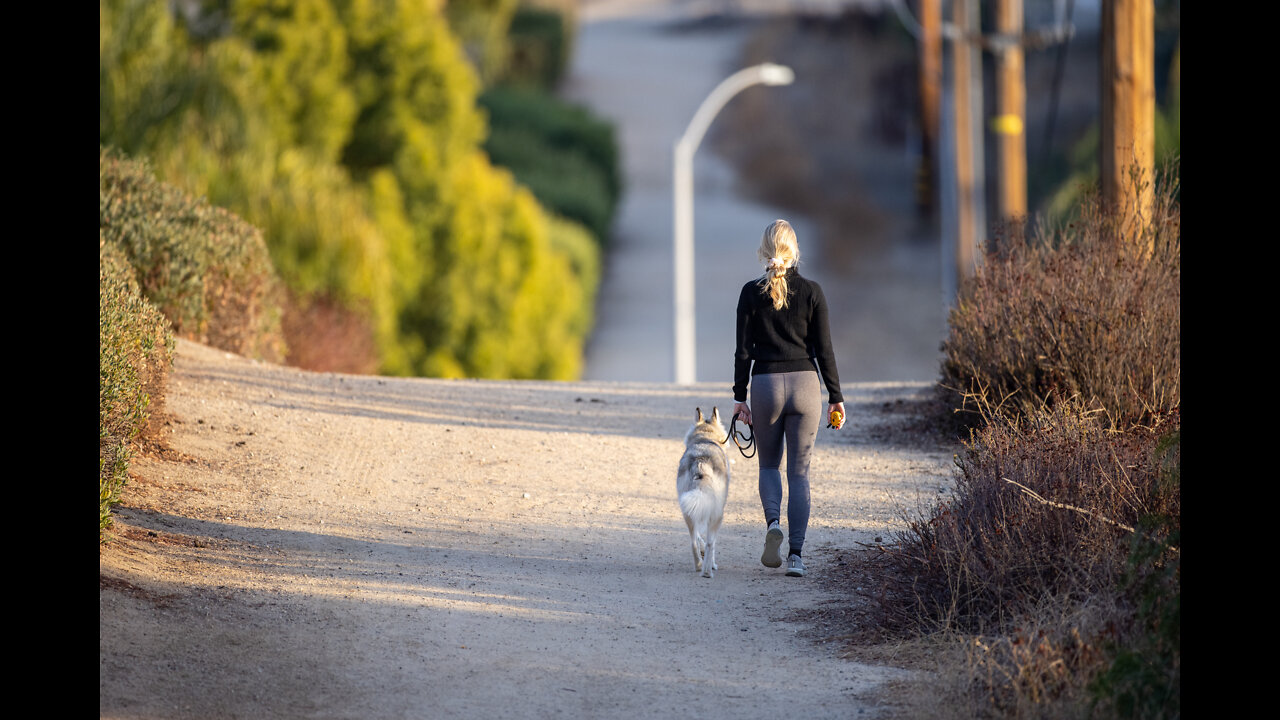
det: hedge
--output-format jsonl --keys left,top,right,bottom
{"left": 100, "top": 242, "right": 172, "bottom": 537}
{"left": 99, "top": 147, "right": 286, "bottom": 363}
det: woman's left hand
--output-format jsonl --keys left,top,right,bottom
{"left": 828, "top": 402, "right": 846, "bottom": 430}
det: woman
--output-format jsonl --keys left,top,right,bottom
{"left": 732, "top": 219, "right": 845, "bottom": 578}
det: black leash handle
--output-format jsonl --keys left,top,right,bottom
{"left": 726, "top": 413, "right": 756, "bottom": 459}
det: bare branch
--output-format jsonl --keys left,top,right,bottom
{"left": 1003, "top": 478, "right": 1179, "bottom": 554}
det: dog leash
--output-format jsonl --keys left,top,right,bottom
{"left": 725, "top": 414, "right": 756, "bottom": 459}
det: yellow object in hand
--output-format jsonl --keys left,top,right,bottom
{"left": 828, "top": 410, "right": 843, "bottom": 429}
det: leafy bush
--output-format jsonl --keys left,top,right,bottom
{"left": 402, "top": 152, "right": 597, "bottom": 379}
{"left": 99, "top": 0, "right": 200, "bottom": 154}
{"left": 100, "top": 146, "right": 286, "bottom": 362}
{"left": 940, "top": 172, "right": 1180, "bottom": 429}
{"left": 546, "top": 214, "right": 601, "bottom": 326}
{"left": 100, "top": 242, "right": 173, "bottom": 537}
{"left": 479, "top": 85, "right": 620, "bottom": 243}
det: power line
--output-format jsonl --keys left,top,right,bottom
{"left": 888, "top": 0, "right": 1074, "bottom": 51}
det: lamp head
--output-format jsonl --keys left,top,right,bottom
{"left": 759, "top": 63, "right": 795, "bottom": 86}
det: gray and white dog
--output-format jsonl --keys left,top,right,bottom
{"left": 676, "top": 407, "right": 730, "bottom": 578}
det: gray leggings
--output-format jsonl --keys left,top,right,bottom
{"left": 751, "top": 370, "right": 822, "bottom": 556}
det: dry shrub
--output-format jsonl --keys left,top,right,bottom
{"left": 858, "top": 168, "right": 1182, "bottom": 719}
{"left": 867, "top": 395, "right": 1179, "bottom": 717}
{"left": 941, "top": 169, "right": 1180, "bottom": 429}
{"left": 280, "top": 292, "right": 380, "bottom": 375}
{"left": 952, "top": 530, "right": 1179, "bottom": 720}
{"left": 954, "top": 587, "right": 1139, "bottom": 720}
{"left": 886, "top": 401, "right": 1176, "bottom": 631}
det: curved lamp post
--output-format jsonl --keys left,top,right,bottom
{"left": 673, "top": 63, "right": 794, "bottom": 384}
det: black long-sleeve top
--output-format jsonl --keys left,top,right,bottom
{"left": 733, "top": 268, "right": 843, "bottom": 404}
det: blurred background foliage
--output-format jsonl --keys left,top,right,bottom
{"left": 101, "top": 0, "right": 616, "bottom": 379}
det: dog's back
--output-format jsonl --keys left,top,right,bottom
{"left": 677, "top": 408, "right": 729, "bottom": 577}
{"left": 677, "top": 433, "right": 728, "bottom": 520}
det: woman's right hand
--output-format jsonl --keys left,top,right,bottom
{"left": 733, "top": 401, "right": 751, "bottom": 426}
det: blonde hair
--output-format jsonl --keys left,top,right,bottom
{"left": 757, "top": 219, "right": 800, "bottom": 310}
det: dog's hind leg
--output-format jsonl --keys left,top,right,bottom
{"left": 702, "top": 527, "right": 716, "bottom": 578}
{"left": 693, "top": 533, "right": 706, "bottom": 573}
{"left": 684, "top": 517, "right": 702, "bottom": 572}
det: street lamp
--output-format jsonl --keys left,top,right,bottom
{"left": 673, "top": 63, "right": 794, "bottom": 384}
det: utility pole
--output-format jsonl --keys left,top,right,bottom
{"left": 917, "top": 0, "right": 942, "bottom": 219}
{"left": 1100, "top": 0, "right": 1154, "bottom": 240}
{"left": 950, "top": 0, "right": 984, "bottom": 285}
{"left": 993, "top": 0, "right": 1027, "bottom": 227}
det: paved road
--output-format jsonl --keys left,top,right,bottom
{"left": 564, "top": 1, "right": 947, "bottom": 389}
{"left": 564, "top": 6, "right": 791, "bottom": 386}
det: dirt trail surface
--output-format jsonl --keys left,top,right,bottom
{"left": 100, "top": 339, "right": 956, "bottom": 719}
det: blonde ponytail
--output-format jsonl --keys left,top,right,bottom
{"left": 757, "top": 219, "right": 800, "bottom": 310}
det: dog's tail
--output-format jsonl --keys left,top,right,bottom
{"left": 679, "top": 486, "right": 714, "bottom": 535}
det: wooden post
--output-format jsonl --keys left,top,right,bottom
{"left": 917, "top": 0, "right": 942, "bottom": 219}
{"left": 951, "top": 0, "right": 983, "bottom": 283}
{"left": 993, "top": 0, "right": 1027, "bottom": 227}
{"left": 1101, "top": 0, "right": 1154, "bottom": 240}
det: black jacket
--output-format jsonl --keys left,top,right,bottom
{"left": 733, "top": 268, "right": 843, "bottom": 404}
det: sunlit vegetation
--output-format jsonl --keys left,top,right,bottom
{"left": 101, "top": 0, "right": 602, "bottom": 378}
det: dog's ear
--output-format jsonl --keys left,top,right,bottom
{"left": 711, "top": 406, "right": 720, "bottom": 424}
{"left": 696, "top": 407, "right": 704, "bottom": 423}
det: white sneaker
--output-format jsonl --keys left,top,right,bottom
{"left": 761, "top": 521, "right": 784, "bottom": 568}
{"left": 785, "top": 554, "right": 806, "bottom": 577}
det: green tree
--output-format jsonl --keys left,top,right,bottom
{"left": 101, "top": 0, "right": 598, "bottom": 379}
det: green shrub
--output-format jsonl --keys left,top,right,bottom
{"left": 502, "top": 4, "right": 572, "bottom": 90}
{"left": 100, "top": 242, "right": 173, "bottom": 537}
{"left": 546, "top": 213, "right": 601, "bottom": 330}
{"left": 479, "top": 85, "right": 620, "bottom": 243}
{"left": 483, "top": 124, "right": 614, "bottom": 242}
{"left": 940, "top": 172, "right": 1180, "bottom": 429}
{"left": 99, "top": 0, "right": 199, "bottom": 153}
{"left": 331, "top": 0, "right": 598, "bottom": 378}
{"left": 444, "top": 0, "right": 519, "bottom": 85}
{"left": 99, "top": 146, "right": 286, "bottom": 362}
{"left": 401, "top": 152, "right": 596, "bottom": 379}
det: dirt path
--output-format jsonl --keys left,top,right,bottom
{"left": 100, "top": 339, "right": 955, "bottom": 718}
